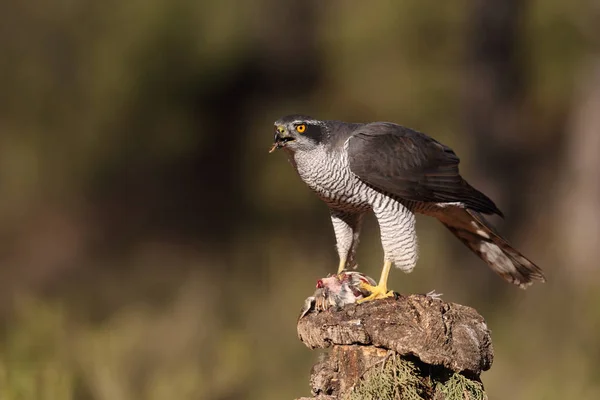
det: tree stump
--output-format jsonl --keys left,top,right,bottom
{"left": 296, "top": 295, "right": 493, "bottom": 399}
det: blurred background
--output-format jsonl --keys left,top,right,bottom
{"left": 1, "top": 0, "right": 599, "bottom": 399}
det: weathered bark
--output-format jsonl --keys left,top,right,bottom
{"left": 296, "top": 295, "right": 493, "bottom": 399}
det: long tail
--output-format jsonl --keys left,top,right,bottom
{"left": 438, "top": 207, "right": 546, "bottom": 288}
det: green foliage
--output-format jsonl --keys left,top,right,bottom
{"left": 435, "top": 373, "right": 487, "bottom": 400}
{"left": 347, "top": 354, "right": 488, "bottom": 400}
{"left": 347, "top": 354, "right": 425, "bottom": 400}
{"left": 0, "top": 298, "right": 74, "bottom": 400}
{"left": 0, "top": 285, "right": 256, "bottom": 400}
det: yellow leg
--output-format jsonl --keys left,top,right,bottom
{"left": 357, "top": 261, "right": 395, "bottom": 303}
{"left": 337, "top": 257, "right": 347, "bottom": 274}
{"left": 378, "top": 260, "right": 392, "bottom": 291}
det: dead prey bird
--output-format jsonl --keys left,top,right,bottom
{"left": 299, "top": 271, "right": 377, "bottom": 319}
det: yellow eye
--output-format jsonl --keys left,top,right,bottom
{"left": 296, "top": 124, "right": 306, "bottom": 133}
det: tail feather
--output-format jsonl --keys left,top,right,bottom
{"left": 439, "top": 208, "right": 546, "bottom": 288}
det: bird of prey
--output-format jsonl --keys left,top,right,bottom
{"left": 271, "top": 115, "right": 546, "bottom": 302}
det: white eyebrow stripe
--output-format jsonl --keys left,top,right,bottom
{"left": 292, "top": 119, "right": 321, "bottom": 125}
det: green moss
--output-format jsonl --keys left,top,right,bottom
{"left": 435, "top": 373, "right": 487, "bottom": 400}
{"left": 346, "top": 354, "right": 487, "bottom": 400}
{"left": 346, "top": 354, "right": 425, "bottom": 400}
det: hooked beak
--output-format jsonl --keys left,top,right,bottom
{"left": 269, "top": 125, "right": 295, "bottom": 153}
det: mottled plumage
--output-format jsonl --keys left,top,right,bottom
{"left": 272, "top": 115, "right": 545, "bottom": 297}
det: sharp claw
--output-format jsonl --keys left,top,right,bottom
{"left": 357, "top": 286, "right": 395, "bottom": 303}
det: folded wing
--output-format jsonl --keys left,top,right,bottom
{"left": 347, "top": 123, "right": 503, "bottom": 216}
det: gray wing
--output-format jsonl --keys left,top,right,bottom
{"left": 347, "top": 122, "right": 503, "bottom": 216}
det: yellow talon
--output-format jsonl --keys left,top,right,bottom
{"left": 357, "top": 260, "right": 395, "bottom": 303}
{"left": 357, "top": 283, "right": 395, "bottom": 303}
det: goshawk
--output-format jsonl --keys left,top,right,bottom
{"left": 270, "top": 115, "right": 545, "bottom": 301}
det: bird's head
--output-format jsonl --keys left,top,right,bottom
{"left": 270, "top": 115, "right": 328, "bottom": 153}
